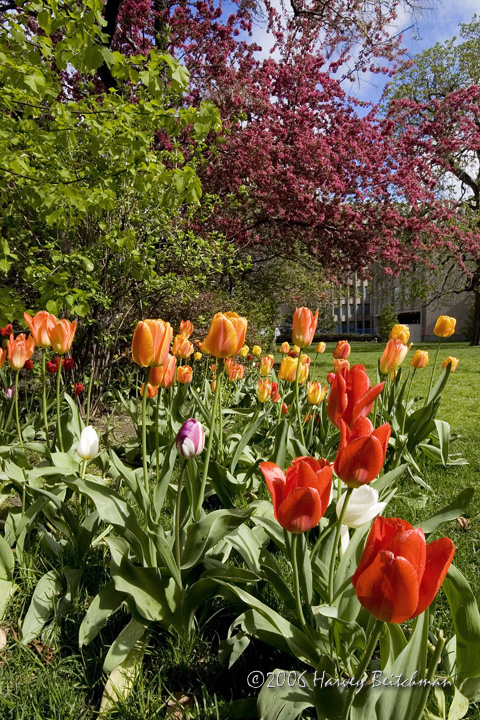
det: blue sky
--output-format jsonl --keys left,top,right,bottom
{"left": 245, "top": 0, "right": 479, "bottom": 104}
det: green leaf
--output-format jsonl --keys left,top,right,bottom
{"left": 257, "top": 668, "right": 314, "bottom": 719}
{"left": 21, "top": 570, "right": 63, "bottom": 644}
{"left": 103, "top": 617, "right": 150, "bottom": 674}
{"left": 418, "top": 488, "right": 474, "bottom": 535}
{"left": 181, "top": 509, "right": 251, "bottom": 570}
{"left": 79, "top": 581, "right": 125, "bottom": 647}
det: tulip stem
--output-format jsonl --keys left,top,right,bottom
{"left": 86, "top": 371, "right": 94, "bottom": 427}
{"left": 196, "top": 359, "right": 223, "bottom": 518}
{"left": 175, "top": 458, "right": 188, "bottom": 575}
{"left": 409, "top": 628, "right": 445, "bottom": 720}
{"left": 218, "top": 363, "right": 224, "bottom": 462}
{"left": 289, "top": 532, "right": 308, "bottom": 632}
{"left": 328, "top": 486, "right": 353, "bottom": 603}
{"left": 426, "top": 341, "right": 441, "bottom": 405}
{"left": 402, "top": 368, "right": 416, "bottom": 436}
{"left": 55, "top": 360, "right": 63, "bottom": 451}
{"left": 155, "top": 389, "right": 161, "bottom": 486}
{"left": 341, "top": 619, "right": 383, "bottom": 720}
{"left": 294, "top": 355, "right": 305, "bottom": 446}
{"left": 14, "top": 370, "right": 22, "bottom": 447}
{"left": 141, "top": 367, "right": 151, "bottom": 494}
{"left": 41, "top": 350, "right": 49, "bottom": 441}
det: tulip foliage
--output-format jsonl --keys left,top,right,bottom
{"left": 0, "top": 305, "right": 478, "bottom": 720}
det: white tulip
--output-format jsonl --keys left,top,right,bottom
{"left": 77, "top": 426, "right": 99, "bottom": 460}
{"left": 336, "top": 485, "right": 386, "bottom": 529}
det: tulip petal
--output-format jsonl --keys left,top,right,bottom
{"left": 389, "top": 527, "right": 426, "bottom": 581}
{"left": 349, "top": 416, "right": 374, "bottom": 442}
{"left": 351, "top": 382, "right": 385, "bottom": 427}
{"left": 260, "top": 461, "right": 286, "bottom": 517}
{"left": 132, "top": 322, "right": 153, "bottom": 366}
{"left": 353, "top": 517, "right": 413, "bottom": 585}
{"left": 277, "top": 487, "right": 322, "bottom": 533}
{"left": 336, "top": 435, "right": 385, "bottom": 487}
{"left": 372, "top": 422, "right": 392, "bottom": 455}
{"left": 412, "top": 537, "right": 455, "bottom": 618}
{"left": 327, "top": 372, "right": 348, "bottom": 428}
{"left": 354, "top": 550, "right": 420, "bottom": 623}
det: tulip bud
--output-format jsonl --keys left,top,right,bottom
{"left": 74, "top": 382, "right": 84, "bottom": 396}
{"left": 292, "top": 307, "right": 318, "bottom": 348}
{"left": 239, "top": 345, "right": 249, "bottom": 357}
{"left": 247, "top": 353, "right": 253, "bottom": 361}
{"left": 390, "top": 324, "right": 410, "bottom": 344}
{"left": 24, "top": 359, "right": 34, "bottom": 371}
{"left": 194, "top": 352, "right": 202, "bottom": 361}
{"left": 379, "top": 339, "right": 412, "bottom": 374}
{"left": 434, "top": 315, "right": 456, "bottom": 338}
{"left": 177, "top": 366, "right": 193, "bottom": 384}
{"left": 257, "top": 379, "right": 273, "bottom": 402}
{"left": 333, "top": 341, "right": 351, "bottom": 359}
{"left": 47, "top": 360, "right": 59, "bottom": 374}
{"left": 252, "top": 345, "right": 261, "bottom": 356}
{"left": 140, "top": 382, "right": 158, "bottom": 398}
{"left": 410, "top": 350, "right": 429, "bottom": 369}
{"left": 77, "top": 426, "right": 99, "bottom": 460}
{"left": 292, "top": 345, "right": 300, "bottom": 354}
{"left": 62, "top": 357, "right": 75, "bottom": 370}
{"left": 336, "top": 485, "right": 387, "bottom": 528}
{"left": 260, "top": 355, "right": 274, "bottom": 376}
{"left": 281, "top": 402, "right": 288, "bottom": 415}
{"left": 442, "top": 356, "right": 459, "bottom": 372}
{"left": 172, "top": 334, "right": 194, "bottom": 359}
{"left": 176, "top": 418, "right": 205, "bottom": 459}
{"left": 280, "top": 342, "right": 290, "bottom": 354}
{"left": 4, "top": 386, "right": 14, "bottom": 400}
{"left": 0, "top": 323, "right": 12, "bottom": 337}
{"left": 315, "top": 342, "right": 326, "bottom": 354}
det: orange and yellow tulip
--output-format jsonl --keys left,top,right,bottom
{"left": 333, "top": 340, "right": 351, "bottom": 359}
{"left": 442, "top": 356, "right": 459, "bottom": 372}
{"left": 150, "top": 355, "right": 176, "bottom": 388}
{"left": 292, "top": 307, "right": 318, "bottom": 348}
{"left": 410, "top": 350, "right": 429, "bottom": 369}
{"left": 280, "top": 342, "right": 290, "bottom": 354}
{"left": 172, "top": 334, "right": 194, "bottom": 359}
{"left": 203, "top": 312, "right": 247, "bottom": 359}
{"left": 140, "top": 383, "right": 158, "bottom": 398}
{"left": 49, "top": 319, "right": 77, "bottom": 355}
{"left": 379, "top": 339, "right": 412, "bottom": 374}
{"left": 434, "top": 316, "right": 456, "bottom": 338}
{"left": 260, "top": 355, "right": 274, "bottom": 376}
{"left": 257, "top": 379, "right": 273, "bottom": 402}
{"left": 132, "top": 319, "right": 172, "bottom": 367}
{"left": 307, "top": 381, "right": 328, "bottom": 405}
{"left": 315, "top": 342, "right": 326, "bottom": 354}
{"left": 228, "top": 363, "right": 245, "bottom": 382}
{"left": 390, "top": 324, "right": 410, "bottom": 344}
{"left": 333, "top": 358, "right": 350, "bottom": 374}
{"left": 7, "top": 333, "right": 35, "bottom": 370}
{"left": 177, "top": 365, "right": 193, "bottom": 384}
{"left": 179, "top": 320, "right": 194, "bottom": 339}
{"left": 0, "top": 348, "right": 6, "bottom": 369}
{"left": 278, "top": 356, "right": 309, "bottom": 384}
{"left": 24, "top": 311, "right": 57, "bottom": 349}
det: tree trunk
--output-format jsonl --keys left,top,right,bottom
{"left": 471, "top": 284, "right": 480, "bottom": 346}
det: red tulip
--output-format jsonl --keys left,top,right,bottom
{"left": 334, "top": 417, "right": 390, "bottom": 488}
{"left": 0, "top": 323, "right": 12, "bottom": 337}
{"left": 260, "top": 457, "right": 332, "bottom": 533}
{"left": 73, "top": 382, "right": 84, "bottom": 396}
{"left": 327, "top": 364, "right": 384, "bottom": 429}
{"left": 62, "top": 357, "right": 75, "bottom": 370}
{"left": 46, "top": 360, "right": 59, "bottom": 374}
{"left": 352, "top": 516, "right": 455, "bottom": 624}
{"left": 24, "top": 359, "right": 34, "bottom": 370}
{"left": 333, "top": 340, "right": 351, "bottom": 359}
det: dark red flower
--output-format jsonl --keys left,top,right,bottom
{"left": 0, "top": 324, "right": 12, "bottom": 337}
{"left": 247, "top": 353, "right": 253, "bottom": 360}
{"left": 73, "top": 382, "right": 84, "bottom": 396}
{"left": 46, "top": 360, "right": 59, "bottom": 374}
{"left": 353, "top": 516, "right": 455, "bottom": 623}
{"left": 24, "top": 359, "right": 33, "bottom": 370}
{"left": 62, "top": 357, "right": 75, "bottom": 370}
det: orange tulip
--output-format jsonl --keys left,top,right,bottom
{"left": 24, "top": 311, "right": 57, "bottom": 349}
{"left": 307, "top": 381, "right": 328, "bottom": 405}
{"left": 434, "top": 316, "right": 456, "bottom": 338}
{"left": 132, "top": 319, "right": 172, "bottom": 367}
{"left": 260, "top": 355, "right": 274, "bottom": 376}
{"left": 177, "top": 365, "right": 193, "bottom": 384}
{"left": 315, "top": 342, "right": 326, "bottom": 354}
{"left": 172, "top": 334, "right": 194, "bottom": 359}
{"left": 333, "top": 358, "right": 350, "bottom": 374}
{"left": 280, "top": 342, "right": 290, "bottom": 354}
{"left": 150, "top": 355, "right": 176, "bottom": 388}
{"left": 228, "top": 363, "right": 245, "bottom": 382}
{"left": 140, "top": 383, "right": 158, "bottom": 398}
{"left": 203, "top": 312, "right": 247, "bottom": 358}
{"left": 292, "top": 307, "right": 318, "bottom": 348}
{"left": 49, "top": 319, "right": 77, "bottom": 355}
{"left": 225, "top": 357, "right": 236, "bottom": 374}
{"left": 410, "top": 350, "right": 429, "bottom": 369}
{"left": 257, "top": 379, "right": 273, "bottom": 402}
{"left": 7, "top": 333, "right": 35, "bottom": 370}
{"left": 179, "top": 320, "right": 194, "bottom": 339}
{"left": 390, "top": 324, "right": 410, "bottom": 344}
{"left": 333, "top": 340, "right": 351, "bottom": 359}
{"left": 379, "top": 339, "right": 412, "bottom": 374}
{"left": 0, "top": 348, "right": 6, "bottom": 369}
{"left": 442, "top": 356, "right": 459, "bottom": 372}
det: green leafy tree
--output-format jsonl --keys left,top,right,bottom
{"left": 378, "top": 304, "right": 398, "bottom": 342}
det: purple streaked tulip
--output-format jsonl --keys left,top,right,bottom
{"left": 4, "top": 386, "right": 14, "bottom": 400}
{"left": 176, "top": 418, "right": 205, "bottom": 459}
